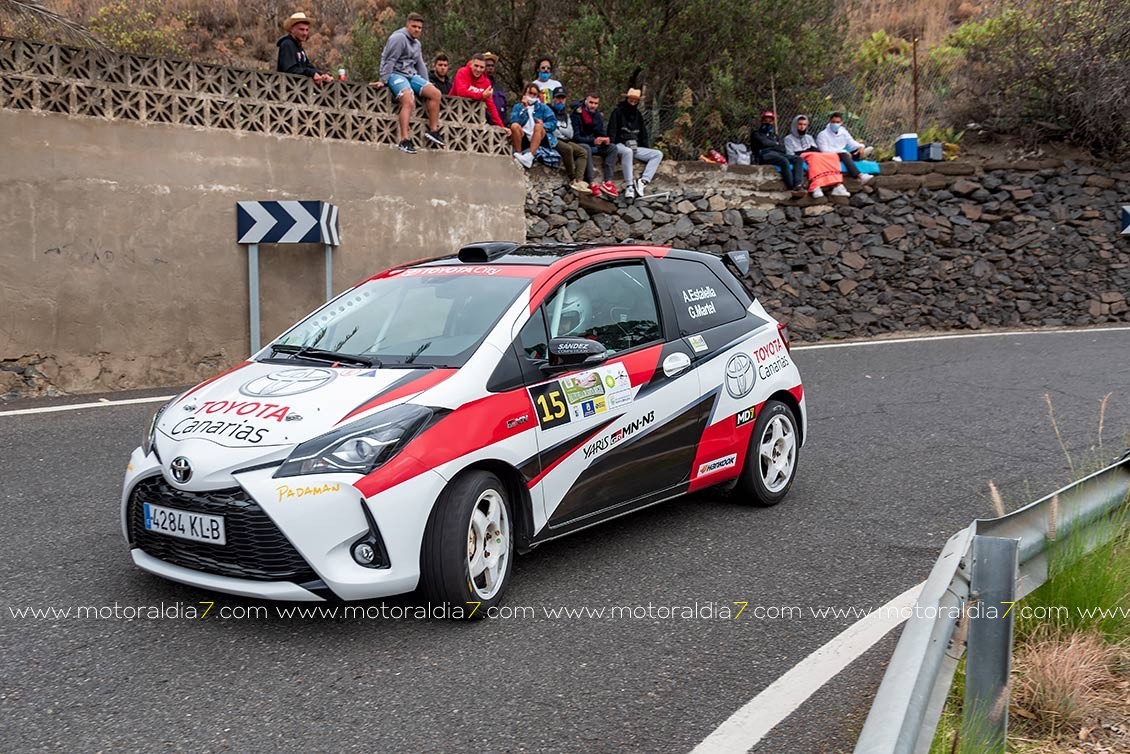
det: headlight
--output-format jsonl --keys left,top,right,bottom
{"left": 274, "top": 404, "right": 433, "bottom": 478}
{"left": 143, "top": 403, "right": 169, "bottom": 458}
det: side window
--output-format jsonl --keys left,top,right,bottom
{"left": 544, "top": 263, "right": 662, "bottom": 354}
{"left": 517, "top": 307, "right": 549, "bottom": 362}
{"left": 660, "top": 258, "right": 747, "bottom": 334}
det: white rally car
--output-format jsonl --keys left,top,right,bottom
{"left": 123, "top": 242, "right": 806, "bottom": 609}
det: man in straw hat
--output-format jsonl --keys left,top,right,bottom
{"left": 277, "top": 12, "right": 333, "bottom": 85}
{"left": 607, "top": 87, "right": 663, "bottom": 200}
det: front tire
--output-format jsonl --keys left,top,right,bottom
{"left": 735, "top": 400, "right": 799, "bottom": 507}
{"left": 419, "top": 471, "right": 514, "bottom": 617}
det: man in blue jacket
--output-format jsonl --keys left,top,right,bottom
{"left": 376, "top": 12, "right": 444, "bottom": 154}
{"left": 571, "top": 93, "right": 618, "bottom": 197}
{"left": 509, "top": 82, "right": 557, "bottom": 169}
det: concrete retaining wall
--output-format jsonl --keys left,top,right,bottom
{"left": 0, "top": 109, "right": 525, "bottom": 398}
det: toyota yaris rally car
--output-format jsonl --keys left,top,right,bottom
{"left": 123, "top": 242, "right": 806, "bottom": 609}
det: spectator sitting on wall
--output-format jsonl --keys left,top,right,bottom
{"left": 482, "top": 52, "right": 508, "bottom": 126}
{"left": 374, "top": 12, "right": 444, "bottom": 154}
{"left": 533, "top": 57, "right": 563, "bottom": 104}
{"left": 550, "top": 87, "right": 592, "bottom": 195}
{"left": 784, "top": 115, "right": 819, "bottom": 156}
{"left": 450, "top": 54, "right": 505, "bottom": 127}
{"left": 608, "top": 88, "right": 662, "bottom": 200}
{"left": 509, "top": 82, "right": 558, "bottom": 169}
{"left": 816, "top": 112, "right": 873, "bottom": 187}
{"left": 571, "top": 93, "right": 618, "bottom": 198}
{"left": 277, "top": 12, "right": 333, "bottom": 85}
{"left": 429, "top": 52, "right": 451, "bottom": 95}
{"left": 750, "top": 110, "right": 807, "bottom": 198}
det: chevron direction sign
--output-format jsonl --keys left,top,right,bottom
{"left": 1122, "top": 205, "right": 1129, "bottom": 235}
{"left": 237, "top": 201, "right": 340, "bottom": 245}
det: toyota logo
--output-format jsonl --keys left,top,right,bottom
{"left": 240, "top": 367, "right": 335, "bottom": 397}
{"left": 170, "top": 457, "right": 193, "bottom": 484}
{"left": 724, "top": 353, "right": 756, "bottom": 398}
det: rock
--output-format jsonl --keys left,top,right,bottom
{"left": 868, "top": 246, "right": 905, "bottom": 262}
{"left": 837, "top": 279, "right": 859, "bottom": 295}
{"left": 577, "top": 194, "right": 617, "bottom": 214}
{"left": 1085, "top": 174, "right": 1116, "bottom": 189}
{"left": 0, "top": 370, "right": 25, "bottom": 395}
{"left": 722, "top": 209, "right": 744, "bottom": 228}
{"left": 1100, "top": 291, "right": 1125, "bottom": 303}
{"left": 882, "top": 225, "right": 907, "bottom": 242}
{"left": 803, "top": 205, "right": 835, "bottom": 217}
{"left": 675, "top": 200, "right": 697, "bottom": 214}
{"left": 1010, "top": 187, "right": 1035, "bottom": 201}
{"left": 707, "top": 194, "right": 729, "bottom": 211}
{"left": 673, "top": 215, "right": 695, "bottom": 237}
{"left": 961, "top": 203, "right": 982, "bottom": 221}
{"left": 951, "top": 178, "right": 981, "bottom": 196}
{"left": 841, "top": 251, "right": 867, "bottom": 270}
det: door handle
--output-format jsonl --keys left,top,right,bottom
{"left": 662, "top": 352, "right": 692, "bottom": 378}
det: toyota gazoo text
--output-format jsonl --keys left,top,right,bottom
{"left": 122, "top": 242, "right": 806, "bottom": 611}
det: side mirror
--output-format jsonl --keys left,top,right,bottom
{"left": 544, "top": 337, "right": 608, "bottom": 371}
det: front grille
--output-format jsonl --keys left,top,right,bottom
{"left": 128, "top": 476, "right": 318, "bottom": 583}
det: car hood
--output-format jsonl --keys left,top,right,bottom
{"left": 155, "top": 361, "right": 455, "bottom": 457}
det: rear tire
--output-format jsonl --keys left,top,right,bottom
{"left": 734, "top": 400, "right": 799, "bottom": 507}
{"left": 419, "top": 470, "right": 514, "bottom": 618}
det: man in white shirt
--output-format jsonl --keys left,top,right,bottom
{"left": 816, "top": 112, "right": 872, "bottom": 185}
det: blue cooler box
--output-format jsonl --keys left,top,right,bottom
{"left": 895, "top": 133, "right": 918, "bottom": 161}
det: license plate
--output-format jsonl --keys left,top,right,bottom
{"left": 143, "top": 503, "right": 226, "bottom": 545}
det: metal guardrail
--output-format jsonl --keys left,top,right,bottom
{"left": 854, "top": 449, "right": 1130, "bottom": 754}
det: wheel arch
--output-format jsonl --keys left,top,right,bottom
{"left": 767, "top": 389, "right": 804, "bottom": 446}
{"left": 446, "top": 460, "right": 537, "bottom": 553}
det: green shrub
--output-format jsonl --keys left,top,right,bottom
{"left": 88, "top": 0, "right": 192, "bottom": 57}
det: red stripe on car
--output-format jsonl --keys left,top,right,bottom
{"left": 337, "top": 369, "right": 457, "bottom": 424}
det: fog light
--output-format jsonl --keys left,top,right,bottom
{"left": 352, "top": 542, "right": 376, "bottom": 565}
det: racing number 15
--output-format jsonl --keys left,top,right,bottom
{"left": 529, "top": 382, "right": 571, "bottom": 430}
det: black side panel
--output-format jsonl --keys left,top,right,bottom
{"left": 547, "top": 393, "right": 715, "bottom": 528}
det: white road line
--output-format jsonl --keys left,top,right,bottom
{"left": 691, "top": 582, "right": 924, "bottom": 754}
{"left": 792, "top": 325, "right": 1130, "bottom": 351}
{"left": 0, "top": 395, "right": 174, "bottom": 417}
{"left": 3, "top": 325, "right": 1128, "bottom": 418}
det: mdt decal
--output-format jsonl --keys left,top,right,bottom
{"left": 583, "top": 411, "right": 656, "bottom": 459}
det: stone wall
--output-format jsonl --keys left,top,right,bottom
{"left": 524, "top": 159, "right": 1130, "bottom": 338}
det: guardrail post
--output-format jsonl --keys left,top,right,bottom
{"left": 962, "top": 535, "right": 1018, "bottom": 751}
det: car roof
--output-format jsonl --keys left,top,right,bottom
{"left": 409, "top": 242, "right": 666, "bottom": 268}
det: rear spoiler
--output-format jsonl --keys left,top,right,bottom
{"left": 723, "top": 249, "right": 751, "bottom": 277}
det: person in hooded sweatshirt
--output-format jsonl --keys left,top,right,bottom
{"left": 607, "top": 88, "right": 663, "bottom": 200}
{"left": 449, "top": 53, "right": 505, "bottom": 127}
{"left": 784, "top": 115, "right": 819, "bottom": 156}
{"left": 276, "top": 12, "right": 332, "bottom": 85}
{"left": 375, "top": 12, "right": 444, "bottom": 154}
{"left": 816, "top": 112, "right": 873, "bottom": 186}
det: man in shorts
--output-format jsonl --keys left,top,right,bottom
{"left": 376, "top": 12, "right": 444, "bottom": 154}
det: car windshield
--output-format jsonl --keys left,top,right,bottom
{"left": 266, "top": 271, "right": 528, "bottom": 368}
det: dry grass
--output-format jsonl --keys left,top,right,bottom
{"left": 1011, "top": 629, "right": 1130, "bottom": 745}
{"left": 842, "top": 0, "right": 991, "bottom": 47}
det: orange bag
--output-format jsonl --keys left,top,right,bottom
{"left": 803, "top": 152, "right": 844, "bottom": 190}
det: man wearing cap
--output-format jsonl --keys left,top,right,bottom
{"left": 276, "top": 12, "right": 333, "bottom": 85}
{"left": 449, "top": 53, "right": 505, "bottom": 128}
{"left": 607, "top": 88, "right": 663, "bottom": 200}
{"left": 750, "top": 110, "right": 806, "bottom": 198}
{"left": 550, "top": 87, "right": 591, "bottom": 195}
{"left": 482, "top": 52, "right": 508, "bottom": 126}
{"left": 375, "top": 12, "right": 444, "bottom": 154}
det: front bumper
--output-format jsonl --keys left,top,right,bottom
{"left": 122, "top": 447, "right": 447, "bottom": 601}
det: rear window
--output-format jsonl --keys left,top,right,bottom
{"left": 659, "top": 259, "right": 747, "bottom": 334}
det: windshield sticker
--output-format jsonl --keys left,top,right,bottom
{"left": 683, "top": 284, "right": 718, "bottom": 320}
{"left": 687, "top": 334, "right": 708, "bottom": 353}
{"left": 397, "top": 266, "right": 501, "bottom": 276}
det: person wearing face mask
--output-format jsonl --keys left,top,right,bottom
{"left": 533, "top": 57, "right": 563, "bottom": 104}
{"left": 571, "top": 93, "right": 618, "bottom": 197}
{"left": 816, "top": 112, "right": 873, "bottom": 189}
{"left": 608, "top": 87, "right": 663, "bottom": 200}
{"left": 549, "top": 88, "right": 592, "bottom": 194}
{"left": 750, "top": 110, "right": 806, "bottom": 199}
{"left": 509, "top": 82, "right": 559, "bottom": 169}
{"left": 450, "top": 53, "right": 505, "bottom": 127}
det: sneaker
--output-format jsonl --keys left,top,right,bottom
{"left": 831, "top": 184, "right": 851, "bottom": 197}
{"left": 599, "top": 181, "right": 619, "bottom": 198}
{"left": 591, "top": 184, "right": 603, "bottom": 197}
{"left": 811, "top": 187, "right": 825, "bottom": 199}
{"left": 570, "top": 180, "right": 591, "bottom": 194}
{"left": 625, "top": 185, "right": 636, "bottom": 200}
{"left": 790, "top": 189, "right": 807, "bottom": 199}
{"left": 424, "top": 129, "right": 445, "bottom": 147}
{"left": 513, "top": 151, "right": 534, "bottom": 169}
{"left": 634, "top": 178, "right": 648, "bottom": 197}
{"left": 862, "top": 146, "right": 874, "bottom": 158}
{"left": 398, "top": 139, "right": 416, "bottom": 154}
{"left": 859, "top": 173, "right": 873, "bottom": 185}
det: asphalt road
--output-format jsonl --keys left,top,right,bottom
{"left": 2, "top": 328, "right": 1129, "bottom": 753}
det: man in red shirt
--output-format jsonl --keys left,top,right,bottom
{"left": 449, "top": 54, "right": 505, "bottom": 128}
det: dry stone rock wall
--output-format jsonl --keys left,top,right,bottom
{"left": 524, "top": 160, "right": 1130, "bottom": 339}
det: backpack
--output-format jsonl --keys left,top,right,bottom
{"left": 726, "top": 142, "right": 752, "bottom": 166}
